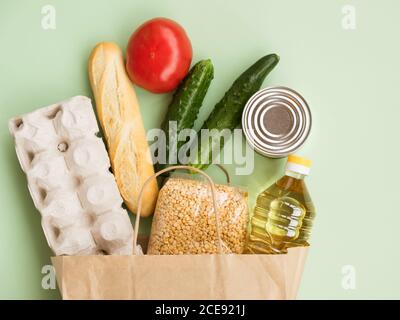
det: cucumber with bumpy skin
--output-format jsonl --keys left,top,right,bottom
{"left": 158, "top": 59, "right": 214, "bottom": 169}
{"left": 190, "top": 54, "right": 279, "bottom": 170}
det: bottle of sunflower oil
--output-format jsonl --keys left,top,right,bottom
{"left": 245, "top": 155, "right": 316, "bottom": 254}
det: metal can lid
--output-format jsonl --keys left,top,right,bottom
{"left": 242, "top": 86, "right": 312, "bottom": 158}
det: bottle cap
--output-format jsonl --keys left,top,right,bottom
{"left": 286, "top": 155, "right": 312, "bottom": 175}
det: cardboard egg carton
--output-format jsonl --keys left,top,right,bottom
{"left": 9, "top": 96, "right": 134, "bottom": 256}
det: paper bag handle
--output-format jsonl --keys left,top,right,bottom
{"left": 165, "top": 164, "right": 230, "bottom": 184}
{"left": 215, "top": 164, "right": 230, "bottom": 184}
{"left": 134, "top": 165, "right": 223, "bottom": 254}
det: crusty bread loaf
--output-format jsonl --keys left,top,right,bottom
{"left": 88, "top": 42, "right": 158, "bottom": 217}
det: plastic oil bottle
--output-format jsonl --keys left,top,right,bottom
{"left": 245, "top": 155, "right": 316, "bottom": 254}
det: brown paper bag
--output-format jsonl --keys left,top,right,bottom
{"left": 52, "top": 247, "right": 308, "bottom": 300}
{"left": 52, "top": 166, "right": 309, "bottom": 300}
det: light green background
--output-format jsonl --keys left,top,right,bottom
{"left": 1, "top": 0, "right": 399, "bottom": 299}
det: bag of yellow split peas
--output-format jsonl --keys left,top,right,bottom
{"left": 147, "top": 165, "right": 249, "bottom": 255}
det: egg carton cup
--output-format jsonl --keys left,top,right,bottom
{"left": 9, "top": 96, "right": 136, "bottom": 256}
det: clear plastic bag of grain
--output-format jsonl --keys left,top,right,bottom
{"left": 147, "top": 176, "right": 249, "bottom": 255}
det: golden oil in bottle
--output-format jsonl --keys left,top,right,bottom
{"left": 245, "top": 155, "right": 316, "bottom": 254}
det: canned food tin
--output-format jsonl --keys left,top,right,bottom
{"left": 242, "top": 86, "right": 311, "bottom": 158}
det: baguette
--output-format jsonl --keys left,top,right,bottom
{"left": 88, "top": 42, "right": 158, "bottom": 217}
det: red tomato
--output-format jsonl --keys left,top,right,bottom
{"left": 126, "top": 17, "right": 193, "bottom": 93}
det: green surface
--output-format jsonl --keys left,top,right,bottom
{"left": 0, "top": 0, "right": 399, "bottom": 299}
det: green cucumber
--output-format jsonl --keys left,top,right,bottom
{"left": 158, "top": 59, "right": 214, "bottom": 170}
{"left": 190, "top": 54, "right": 279, "bottom": 170}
